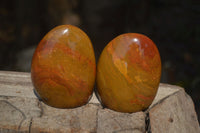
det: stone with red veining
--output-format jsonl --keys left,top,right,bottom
{"left": 96, "top": 33, "right": 161, "bottom": 113}
{"left": 31, "top": 25, "right": 96, "bottom": 108}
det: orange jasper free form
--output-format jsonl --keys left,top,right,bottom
{"left": 31, "top": 25, "right": 96, "bottom": 108}
{"left": 96, "top": 33, "right": 161, "bottom": 113}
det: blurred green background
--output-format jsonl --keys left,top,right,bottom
{"left": 0, "top": 0, "right": 199, "bottom": 122}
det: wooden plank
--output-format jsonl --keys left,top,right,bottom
{"left": 0, "top": 71, "right": 35, "bottom": 98}
{"left": 0, "top": 71, "right": 199, "bottom": 133}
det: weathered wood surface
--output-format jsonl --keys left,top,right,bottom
{"left": 0, "top": 71, "right": 199, "bottom": 133}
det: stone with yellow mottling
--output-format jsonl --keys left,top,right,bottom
{"left": 96, "top": 33, "right": 161, "bottom": 113}
{"left": 31, "top": 25, "right": 96, "bottom": 108}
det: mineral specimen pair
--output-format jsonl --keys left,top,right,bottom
{"left": 31, "top": 25, "right": 161, "bottom": 113}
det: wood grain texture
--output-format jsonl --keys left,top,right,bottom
{"left": 31, "top": 25, "right": 96, "bottom": 108}
{"left": 0, "top": 71, "right": 199, "bottom": 133}
{"left": 97, "top": 33, "right": 161, "bottom": 113}
{"left": 149, "top": 87, "right": 200, "bottom": 133}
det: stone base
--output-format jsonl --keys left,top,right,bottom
{"left": 0, "top": 71, "right": 199, "bottom": 133}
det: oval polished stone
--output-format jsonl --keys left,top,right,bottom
{"left": 31, "top": 25, "right": 96, "bottom": 108}
{"left": 96, "top": 33, "right": 161, "bottom": 113}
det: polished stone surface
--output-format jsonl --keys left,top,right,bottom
{"left": 31, "top": 25, "right": 96, "bottom": 108}
{"left": 96, "top": 33, "right": 161, "bottom": 113}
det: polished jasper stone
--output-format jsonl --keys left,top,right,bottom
{"left": 31, "top": 25, "right": 96, "bottom": 108}
{"left": 96, "top": 33, "right": 161, "bottom": 113}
